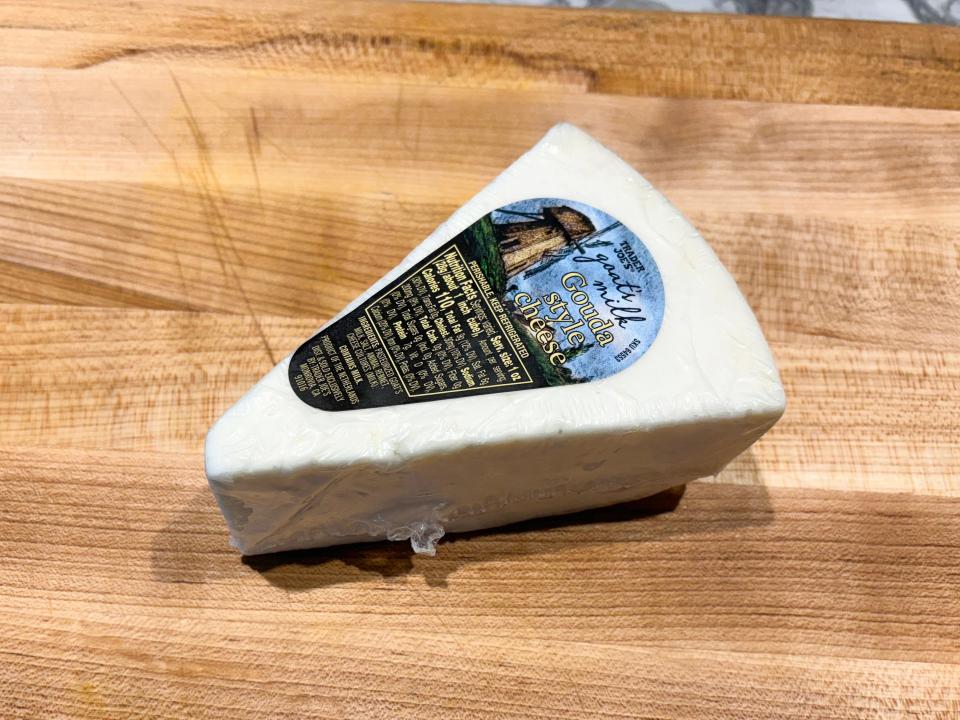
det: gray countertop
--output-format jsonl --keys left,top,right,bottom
{"left": 429, "top": 0, "right": 959, "bottom": 24}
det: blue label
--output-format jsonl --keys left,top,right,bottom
{"left": 495, "top": 198, "right": 664, "bottom": 384}
{"left": 289, "top": 198, "right": 664, "bottom": 410}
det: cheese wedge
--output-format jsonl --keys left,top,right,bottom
{"left": 205, "top": 123, "right": 785, "bottom": 556}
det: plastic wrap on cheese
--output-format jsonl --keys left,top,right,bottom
{"left": 205, "top": 123, "right": 786, "bottom": 556}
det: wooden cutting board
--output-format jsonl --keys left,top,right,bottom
{"left": 1, "top": 1, "right": 958, "bottom": 717}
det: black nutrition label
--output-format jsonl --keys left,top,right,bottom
{"left": 289, "top": 243, "right": 533, "bottom": 411}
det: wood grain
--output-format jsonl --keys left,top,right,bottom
{"left": 1, "top": 449, "right": 959, "bottom": 718}
{"left": 2, "top": 71, "right": 958, "bottom": 324}
{"left": 1, "top": 1, "right": 959, "bottom": 717}
{"left": 2, "top": 305, "right": 958, "bottom": 496}
{"left": 2, "top": 1, "right": 960, "bottom": 109}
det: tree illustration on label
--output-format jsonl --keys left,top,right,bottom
{"left": 289, "top": 198, "right": 665, "bottom": 410}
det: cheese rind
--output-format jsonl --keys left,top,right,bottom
{"left": 205, "top": 124, "right": 785, "bottom": 555}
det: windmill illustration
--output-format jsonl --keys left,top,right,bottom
{"left": 495, "top": 205, "right": 622, "bottom": 278}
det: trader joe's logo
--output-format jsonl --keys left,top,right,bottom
{"left": 289, "top": 198, "right": 665, "bottom": 410}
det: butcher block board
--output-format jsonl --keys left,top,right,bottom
{"left": 1, "top": 1, "right": 959, "bottom": 717}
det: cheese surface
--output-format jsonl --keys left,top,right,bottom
{"left": 205, "top": 124, "right": 786, "bottom": 556}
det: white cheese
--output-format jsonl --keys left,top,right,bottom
{"left": 205, "top": 123, "right": 785, "bottom": 556}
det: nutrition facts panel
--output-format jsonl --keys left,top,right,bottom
{"left": 364, "top": 245, "right": 532, "bottom": 398}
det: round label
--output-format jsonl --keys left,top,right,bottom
{"left": 289, "top": 198, "right": 665, "bottom": 410}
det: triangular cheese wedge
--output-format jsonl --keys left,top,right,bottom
{"left": 206, "top": 123, "right": 785, "bottom": 556}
